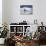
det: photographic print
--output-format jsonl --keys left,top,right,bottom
{"left": 20, "top": 5, "right": 33, "bottom": 15}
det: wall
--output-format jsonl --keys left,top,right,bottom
{"left": 2, "top": 0, "right": 8, "bottom": 24}
{"left": 8, "top": 0, "right": 40, "bottom": 25}
{"left": 0, "top": 0, "right": 2, "bottom": 27}
{"left": 3, "top": 0, "right": 46, "bottom": 26}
